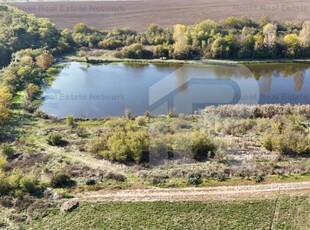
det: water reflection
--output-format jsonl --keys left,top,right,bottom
{"left": 40, "top": 62, "right": 310, "bottom": 118}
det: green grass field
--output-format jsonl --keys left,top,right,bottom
{"left": 26, "top": 196, "right": 310, "bottom": 230}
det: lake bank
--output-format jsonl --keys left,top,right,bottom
{"left": 62, "top": 54, "right": 310, "bottom": 66}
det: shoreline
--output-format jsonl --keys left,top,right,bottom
{"left": 63, "top": 55, "right": 310, "bottom": 65}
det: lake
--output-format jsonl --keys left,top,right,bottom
{"left": 40, "top": 62, "right": 310, "bottom": 118}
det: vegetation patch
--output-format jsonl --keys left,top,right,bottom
{"left": 26, "top": 196, "right": 310, "bottom": 230}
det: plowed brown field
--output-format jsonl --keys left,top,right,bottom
{"left": 9, "top": 0, "right": 310, "bottom": 31}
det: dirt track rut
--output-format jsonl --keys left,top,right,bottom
{"left": 77, "top": 181, "right": 310, "bottom": 202}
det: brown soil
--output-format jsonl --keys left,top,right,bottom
{"left": 9, "top": 0, "right": 310, "bottom": 31}
{"left": 77, "top": 181, "right": 310, "bottom": 202}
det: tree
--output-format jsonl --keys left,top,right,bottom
{"left": 238, "top": 34, "right": 255, "bottom": 59}
{"left": 25, "top": 83, "right": 41, "bottom": 101}
{"left": 299, "top": 21, "right": 310, "bottom": 47}
{"left": 284, "top": 34, "right": 300, "bottom": 57}
{"left": 190, "top": 19, "right": 217, "bottom": 47}
{"left": 73, "top": 23, "right": 91, "bottom": 34}
{"left": 210, "top": 34, "right": 237, "bottom": 58}
{"left": 221, "top": 16, "right": 252, "bottom": 30}
{"left": 299, "top": 21, "right": 310, "bottom": 57}
{"left": 98, "top": 38, "right": 123, "bottom": 50}
{"left": 36, "top": 51, "right": 54, "bottom": 71}
{"left": 263, "top": 23, "right": 277, "bottom": 48}
{"left": 259, "top": 15, "right": 272, "bottom": 27}
{"left": 173, "top": 24, "right": 192, "bottom": 59}
{"left": 253, "top": 33, "right": 266, "bottom": 58}
{"left": 153, "top": 45, "right": 169, "bottom": 58}
{"left": 0, "top": 5, "right": 59, "bottom": 68}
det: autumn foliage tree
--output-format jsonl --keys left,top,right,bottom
{"left": 36, "top": 51, "right": 54, "bottom": 71}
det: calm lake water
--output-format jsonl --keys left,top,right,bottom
{"left": 40, "top": 62, "right": 310, "bottom": 118}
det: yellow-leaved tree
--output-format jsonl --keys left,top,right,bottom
{"left": 173, "top": 24, "right": 191, "bottom": 59}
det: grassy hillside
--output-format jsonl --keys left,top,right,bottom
{"left": 26, "top": 196, "right": 310, "bottom": 230}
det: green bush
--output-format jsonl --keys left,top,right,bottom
{"left": 99, "top": 124, "right": 150, "bottom": 164}
{"left": 255, "top": 175, "right": 264, "bottom": 183}
{"left": 172, "top": 133, "right": 192, "bottom": 158}
{"left": 8, "top": 171, "right": 23, "bottom": 189}
{"left": 187, "top": 173, "right": 202, "bottom": 185}
{"left": 191, "top": 132, "right": 216, "bottom": 161}
{"left": 34, "top": 110, "right": 49, "bottom": 119}
{"left": 66, "top": 115, "right": 76, "bottom": 128}
{"left": 105, "top": 172, "right": 126, "bottom": 182}
{"left": 19, "top": 174, "right": 40, "bottom": 194}
{"left": 124, "top": 108, "right": 132, "bottom": 120}
{"left": 1, "top": 143, "right": 14, "bottom": 159}
{"left": 0, "top": 173, "right": 11, "bottom": 196}
{"left": 85, "top": 179, "right": 96, "bottom": 186}
{"left": 153, "top": 45, "right": 169, "bottom": 58}
{"left": 98, "top": 38, "right": 123, "bottom": 50}
{"left": 47, "top": 132, "right": 63, "bottom": 146}
{"left": 262, "top": 131, "right": 310, "bottom": 155}
{"left": 118, "top": 43, "right": 153, "bottom": 59}
{"left": 0, "top": 155, "right": 7, "bottom": 169}
{"left": 50, "top": 173, "right": 75, "bottom": 188}
{"left": 135, "top": 116, "right": 148, "bottom": 126}
{"left": 88, "top": 139, "right": 107, "bottom": 154}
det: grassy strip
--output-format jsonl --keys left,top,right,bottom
{"left": 26, "top": 196, "right": 310, "bottom": 230}
{"left": 63, "top": 53, "right": 310, "bottom": 65}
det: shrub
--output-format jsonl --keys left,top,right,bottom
{"left": 8, "top": 171, "right": 23, "bottom": 189}
{"left": 191, "top": 132, "right": 216, "bottom": 161}
{"left": 187, "top": 173, "right": 202, "bottom": 185}
{"left": 149, "top": 135, "right": 174, "bottom": 162}
{"left": 0, "top": 155, "right": 7, "bottom": 169}
{"left": 25, "top": 83, "right": 41, "bottom": 101}
{"left": 22, "top": 99, "right": 41, "bottom": 113}
{"left": 151, "top": 176, "right": 168, "bottom": 185}
{"left": 101, "top": 129, "right": 149, "bottom": 163}
{"left": 76, "top": 127, "right": 87, "bottom": 138}
{"left": 105, "top": 172, "right": 126, "bottom": 182}
{"left": 262, "top": 129, "right": 310, "bottom": 155}
{"left": 0, "top": 173, "right": 11, "bottom": 196}
{"left": 19, "top": 174, "right": 40, "bottom": 194}
{"left": 255, "top": 175, "right": 264, "bottom": 183}
{"left": 144, "top": 111, "right": 150, "bottom": 118}
{"left": 47, "top": 132, "right": 63, "bottom": 146}
{"left": 66, "top": 115, "right": 76, "bottom": 128}
{"left": 1, "top": 143, "right": 14, "bottom": 159}
{"left": 124, "top": 108, "right": 132, "bottom": 120}
{"left": 88, "top": 139, "right": 107, "bottom": 154}
{"left": 98, "top": 38, "right": 123, "bottom": 50}
{"left": 118, "top": 43, "right": 153, "bottom": 59}
{"left": 172, "top": 133, "right": 192, "bottom": 158}
{"left": 153, "top": 45, "right": 169, "bottom": 58}
{"left": 85, "top": 179, "right": 96, "bottom": 186}
{"left": 50, "top": 173, "right": 75, "bottom": 188}
{"left": 135, "top": 116, "right": 147, "bottom": 126}
{"left": 34, "top": 110, "right": 49, "bottom": 119}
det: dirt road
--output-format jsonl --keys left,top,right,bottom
{"left": 77, "top": 181, "right": 310, "bottom": 202}
{"left": 9, "top": 0, "right": 310, "bottom": 31}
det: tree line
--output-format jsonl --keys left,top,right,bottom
{"left": 68, "top": 16, "right": 310, "bottom": 60}
{"left": 1, "top": 4, "right": 310, "bottom": 67}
